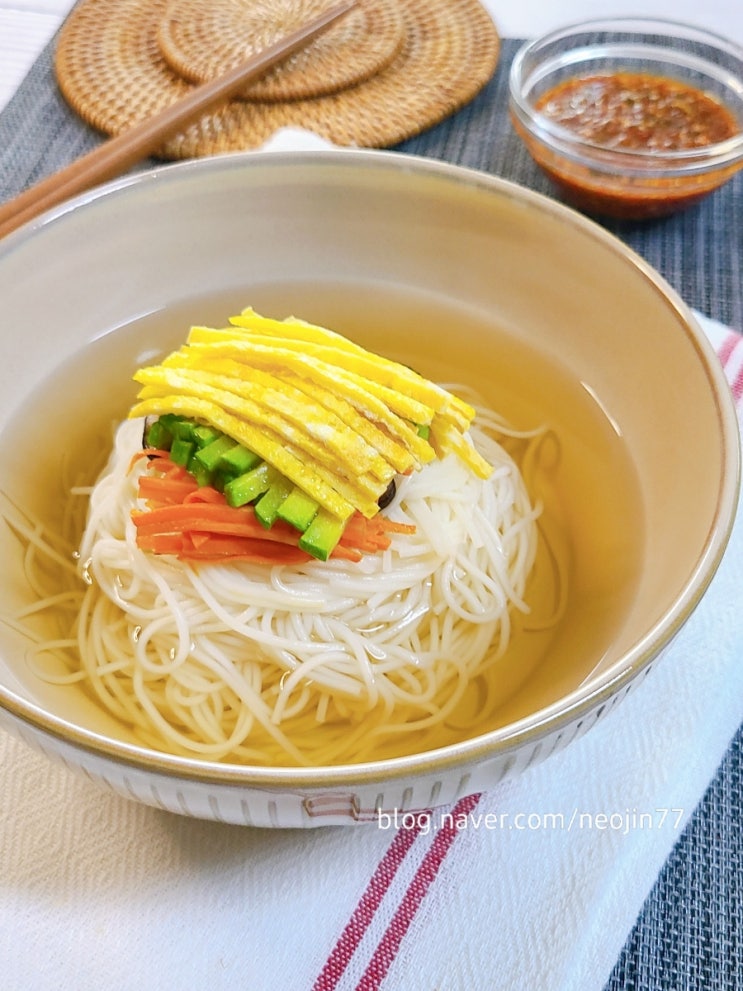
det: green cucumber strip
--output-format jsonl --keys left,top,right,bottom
{"left": 219, "top": 444, "right": 263, "bottom": 475}
{"left": 277, "top": 487, "right": 320, "bottom": 532}
{"left": 224, "top": 462, "right": 276, "bottom": 507}
{"left": 170, "top": 437, "right": 195, "bottom": 467}
{"left": 298, "top": 508, "right": 346, "bottom": 561}
{"left": 211, "top": 468, "right": 235, "bottom": 493}
{"left": 187, "top": 453, "right": 213, "bottom": 488}
{"left": 157, "top": 413, "right": 182, "bottom": 431}
{"left": 171, "top": 419, "right": 196, "bottom": 442}
{"left": 194, "top": 434, "right": 235, "bottom": 471}
{"left": 145, "top": 419, "right": 173, "bottom": 450}
{"left": 254, "top": 476, "right": 294, "bottom": 529}
{"left": 193, "top": 424, "right": 222, "bottom": 448}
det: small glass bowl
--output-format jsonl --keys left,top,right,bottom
{"left": 509, "top": 18, "right": 743, "bottom": 219}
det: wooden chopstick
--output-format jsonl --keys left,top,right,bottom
{"left": 0, "top": 0, "right": 357, "bottom": 241}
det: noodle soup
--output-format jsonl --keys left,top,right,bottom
{"left": 0, "top": 281, "right": 644, "bottom": 764}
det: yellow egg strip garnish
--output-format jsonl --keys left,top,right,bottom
{"left": 162, "top": 352, "right": 414, "bottom": 477}
{"left": 136, "top": 364, "right": 391, "bottom": 482}
{"left": 434, "top": 421, "right": 494, "bottom": 479}
{"left": 129, "top": 395, "right": 357, "bottom": 520}
{"left": 282, "top": 373, "right": 415, "bottom": 475}
{"left": 176, "top": 339, "right": 435, "bottom": 465}
{"left": 187, "top": 328, "right": 435, "bottom": 426}
{"left": 229, "top": 308, "right": 475, "bottom": 430}
{"left": 130, "top": 310, "right": 493, "bottom": 520}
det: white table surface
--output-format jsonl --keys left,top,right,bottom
{"left": 2, "top": 0, "right": 743, "bottom": 113}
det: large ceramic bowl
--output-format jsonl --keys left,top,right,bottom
{"left": 0, "top": 150, "right": 738, "bottom": 826}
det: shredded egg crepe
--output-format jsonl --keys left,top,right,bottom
{"left": 130, "top": 307, "right": 494, "bottom": 531}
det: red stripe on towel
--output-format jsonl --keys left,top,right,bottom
{"left": 731, "top": 361, "right": 743, "bottom": 404}
{"left": 718, "top": 331, "right": 743, "bottom": 404}
{"left": 354, "top": 792, "right": 482, "bottom": 991}
{"left": 312, "top": 815, "right": 426, "bottom": 991}
{"left": 718, "top": 331, "right": 740, "bottom": 367}
{"left": 313, "top": 793, "right": 481, "bottom": 991}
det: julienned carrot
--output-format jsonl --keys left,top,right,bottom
{"left": 132, "top": 502, "right": 363, "bottom": 562}
{"left": 132, "top": 454, "right": 415, "bottom": 564}
{"left": 138, "top": 475, "right": 200, "bottom": 504}
{"left": 137, "top": 531, "right": 312, "bottom": 565}
{"left": 132, "top": 503, "right": 304, "bottom": 545}
{"left": 128, "top": 448, "right": 173, "bottom": 471}
{"left": 340, "top": 514, "right": 416, "bottom": 551}
{"left": 135, "top": 521, "right": 363, "bottom": 564}
{"left": 184, "top": 486, "right": 224, "bottom": 504}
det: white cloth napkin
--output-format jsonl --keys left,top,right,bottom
{"left": 0, "top": 122, "right": 741, "bottom": 985}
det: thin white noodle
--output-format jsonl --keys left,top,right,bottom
{"left": 2, "top": 391, "right": 546, "bottom": 767}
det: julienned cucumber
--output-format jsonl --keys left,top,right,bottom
{"left": 277, "top": 486, "right": 319, "bottom": 532}
{"left": 299, "top": 509, "right": 347, "bottom": 561}
{"left": 224, "top": 462, "right": 277, "bottom": 507}
{"left": 254, "top": 475, "right": 294, "bottom": 529}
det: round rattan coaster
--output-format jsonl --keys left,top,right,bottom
{"left": 54, "top": 0, "right": 500, "bottom": 158}
{"left": 157, "top": 0, "right": 406, "bottom": 102}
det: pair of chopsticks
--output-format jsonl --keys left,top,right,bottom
{"left": 0, "top": 0, "right": 357, "bottom": 241}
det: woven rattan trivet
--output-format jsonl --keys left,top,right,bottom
{"left": 157, "top": 0, "right": 406, "bottom": 102}
{"left": 54, "top": 0, "right": 500, "bottom": 158}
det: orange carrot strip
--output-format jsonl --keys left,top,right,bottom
{"left": 379, "top": 519, "right": 417, "bottom": 535}
{"left": 136, "top": 530, "right": 313, "bottom": 564}
{"left": 338, "top": 512, "right": 416, "bottom": 554}
{"left": 128, "top": 448, "right": 172, "bottom": 472}
{"left": 188, "top": 520, "right": 301, "bottom": 545}
{"left": 329, "top": 544, "right": 363, "bottom": 563}
{"left": 131, "top": 505, "right": 307, "bottom": 557}
{"left": 138, "top": 476, "right": 200, "bottom": 505}
{"left": 140, "top": 523, "right": 363, "bottom": 564}
{"left": 135, "top": 533, "right": 186, "bottom": 556}
{"left": 178, "top": 534, "right": 311, "bottom": 565}
{"left": 183, "top": 486, "right": 224, "bottom": 504}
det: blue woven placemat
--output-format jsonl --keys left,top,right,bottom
{"left": 609, "top": 728, "right": 743, "bottom": 990}
{"left": 1, "top": 33, "right": 742, "bottom": 991}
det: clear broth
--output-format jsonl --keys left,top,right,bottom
{"left": 1, "top": 280, "right": 645, "bottom": 755}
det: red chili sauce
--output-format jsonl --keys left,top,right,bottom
{"left": 536, "top": 71, "right": 738, "bottom": 150}
{"left": 530, "top": 71, "right": 741, "bottom": 218}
